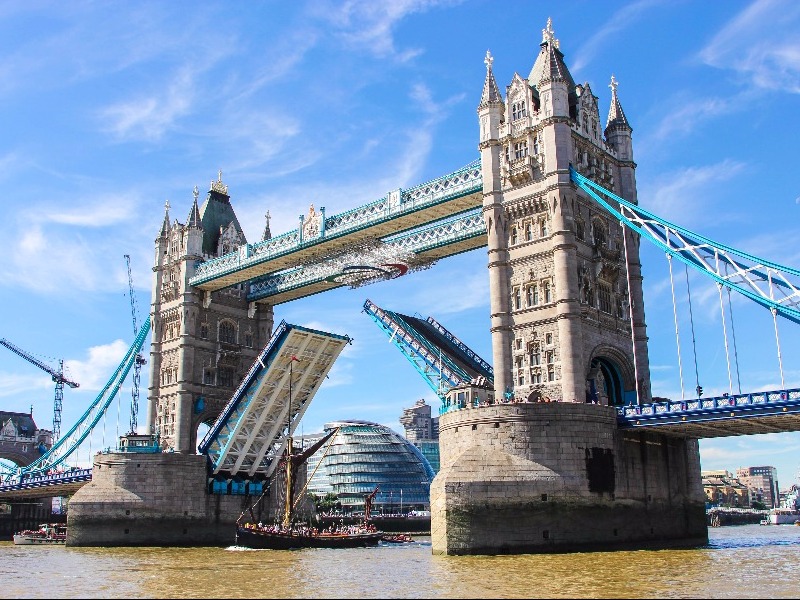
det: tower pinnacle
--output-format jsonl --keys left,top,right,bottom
{"left": 542, "top": 17, "right": 560, "bottom": 49}
{"left": 159, "top": 199, "right": 171, "bottom": 237}
{"left": 606, "top": 74, "right": 630, "bottom": 129}
{"left": 479, "top": 49, "right": 502, "bottom": 107}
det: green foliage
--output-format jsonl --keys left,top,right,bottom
{"left": 751, "top": 500, "right": 767, "bottom": 510}
{"left": 310, "top": 492, "right": 340, "bottom": 512}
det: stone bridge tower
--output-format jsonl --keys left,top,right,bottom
{"left": 480, "top": 18, "right": 650, "bottom": 408}
{"left": 146, "top": 175, "right": 274, "bottom": 453}
{"left": 431, "top": 20, "right": 706, "bottom": 555}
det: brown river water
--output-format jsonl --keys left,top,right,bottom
{"left": 1, "top": 524, "right": 799, "bottom": 598}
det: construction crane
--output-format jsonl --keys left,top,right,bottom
{"left": 0, "top": 338, "right": 79, "bottom": 441}
{"left": 125, "top": 254, "right": 147, "bottom": 435}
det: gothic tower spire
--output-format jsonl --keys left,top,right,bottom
{"left": 605, "top": 75, "right": 630, "bottom": 130}
{"left": 479, "top": 50, "right": 502, "bottom": 107}
{"left": 262, "top": 210, "right": 272, "bottom": 241}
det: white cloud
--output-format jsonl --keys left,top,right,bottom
{"left": 64, "top": 339, "right": 130, "bottom": 392}
{"left": 638, "top": 160, "right": 745, "bottom": 226}
{"left": 99, "top": 67, "right": 196, "bottom": 141}
{"left": 309, "top": 0, "right": 454, "bottom": 61}
{"left": 571, "top": 0, "right": 667, "bottom": 75}
{"left": 699, "top": 0, "right": 800, "bottom": 93}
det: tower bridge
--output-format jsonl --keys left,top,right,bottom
{"left": 2, "top": 18, "right": 798, "bottom": 553}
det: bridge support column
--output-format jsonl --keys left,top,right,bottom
{"left": 430, "top": 403, "right": 707, "bottom": 555}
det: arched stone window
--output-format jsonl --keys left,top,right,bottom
{"left": 511, "top": 227, "right": 518, "bottom": 245}
{"left": 526, "top": 285, "right": 534, "bottom": 306}
{"left": 575, "top": 218, "right": 585, "bottom": 241}
{"left": 219, "top": 320, "right": 236, "bottom": 344}
{"left": 543, "top": 281, "right": 552, "bottom": 303}
{"left": 513, "top": 287, "right": 521, "bottom": 310}
{"left": 591, "top": 218, "right": 607, "bottom": 247}
{"left": 525, "top": 222, "right": 532, "bottom": 241}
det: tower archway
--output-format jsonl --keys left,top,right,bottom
{"left": 586, "top": 346, "right": 635, "bottom": 406}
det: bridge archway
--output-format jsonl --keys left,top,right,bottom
{"left": 586, "top": 346, "right": 635, "bottom": 407}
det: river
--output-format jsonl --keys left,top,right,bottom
{"left": 2, "top": 524, "right": 798, "bottom": 598}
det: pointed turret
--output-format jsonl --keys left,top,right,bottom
{"left": 478, "top": 50, "right": 504, "bottom": 145}
{"left": 262, "top": 210, "right": 272, "bottom": 241}
{"left": 605, "top": 75, "right": 630, "bottom": 131}
{"left": 186, "top": 186, "right": 203, "bottom": 229}
{"left": 158, "top": 199, "right": 171, "bottom": 239}
{"left": 479, "top": 50, "right": 502, "bottom": 108}
{"left": 529, "top": 18, "right": 576, "bottom": 119}
{"left": 604, "top": 75, "right": 634, "bottom": 163}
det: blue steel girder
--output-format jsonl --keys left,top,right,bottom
{"left": 190, "top": 160, "right": 483, "bottom": 291}
{"left": 570, "top": 167, "right": 800, "bottom": 326}
{"left": 198, "top": 321, "right": 350, "bottom": 478}
{"left": 247, "top": 209, "right": 486, "bottom": 305}
{"left": 13, "top": 317, "right": 151, "bottom": 478}
{"left": 617, "top": 388, "right": 800, "bottom": 438}
{"left": 425, "top": 315, "right": 494, "bottom": 380}
{"left": 0, "top": 467, "right": 92, "bottom": 499}
{"left": 363, "top": 300, "right": 470, "bottom": 401}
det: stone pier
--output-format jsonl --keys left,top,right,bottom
{"left": 430, "top": 402, "right": 707, "bottom": 555}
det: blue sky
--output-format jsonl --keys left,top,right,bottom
{"left": 1, "top": 0, "right": 799, "bottom": 487}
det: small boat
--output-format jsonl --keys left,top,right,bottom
{"left": 236, "top": 425, "right": 383, "bottom": 550}
{"left": 380, "top": 533, "right": 414, "bottom": 544}
{"left": 13, "top": 523, "right": 67, "bottom": 545}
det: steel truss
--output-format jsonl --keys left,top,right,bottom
{"left": 571, "top": 167, "right": 800, "bottom": 326}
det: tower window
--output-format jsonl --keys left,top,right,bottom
{"left": 545, "top": 333, "right": 553, "bottom": 345}
{"left": 203, "top": 369, "right": 215, "bottom": 385}
{"left": 514, "top": 141, "right": 528, "bottom": 160}
{"left": 599, "top": 283, "right": 612, "bottom": 314}
{"left": 525, "top": 222, "right": 532, "bottom": 241}
{"left": 540, "top": 220, "right": 548, "bottom": 237}
{"left": 218, "top": 367, "right": 235, "bottom": 388}
{"left": 200, "top": 323, "right": 209, "bottom": 339}
{"left": 219, "top": 321, "right": 236, "bottom": 344}
{"left": 511, "top": 227, "right": 518, "bottom": 245}
{"left": 512, "top": 101, "right": 527, "bottom": 121}
{"left": 544, "top": 281, "right": 552, "bottom": 303}
{"left": 548, "top": 368, "right": 555, "bottom": 382}
{"left": 513, "top": 287, "right": 521, "bottom": 310}
{"left": 576, "top": 219, "right": 585, "bottom": 241}
{"left": 526, "top": 286, "right": 534, "bottom": 307}
{"left": 530, "top": 347, "right": 541, "bottom": 366}
{"left": 533, "top": 136, "right": 540, "bottom": 155}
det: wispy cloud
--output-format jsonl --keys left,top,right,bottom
{"left": 699, "top": 0, "right": 800, "bottom": 93}
{"left": 64, "top": 339, "right": 130, "bottom": 392}
{"left": 638, "top": 160, "right": 745, "bottom": 225}
{"left": 571, "top": 0, "right": 667, "bottom": 76}
{"left": 308, "top": 0, "right": 460, "bottom": 61}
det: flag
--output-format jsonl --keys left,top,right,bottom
{"left": 290, "top": 355, "right": 299, "bottom": 361}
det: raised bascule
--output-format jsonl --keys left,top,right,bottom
{"left": 2, "top": 18, "right": 799, "bottom": 552}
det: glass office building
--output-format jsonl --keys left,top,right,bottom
{"left": 302, "top": 420, "right": 435, "bottom": 513}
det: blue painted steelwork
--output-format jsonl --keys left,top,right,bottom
{"left": 0, "top": 467, "right": 92, "bottom": 494}
{"left": 363, "top": 299, "right": 492, "bottom": 402}
{"left": 1, "top": 318, "right": 151, "bottom": 480}
{"left": 617, "top": 388, "right": 800, "bottom": 429}
{"left": 247, "top": 209, "right": 485, "bottom": 303}
{"left": 189, "top": 160, "right": 482, "bottom": 289}
{"left": 570, "top": 166, "right": 800, "bottom": 326}
{"left": 199, "top": 320, "right": 351, "bottom": 478}
{"left": 424, "top": 314, "right": 494, "bottom": 380}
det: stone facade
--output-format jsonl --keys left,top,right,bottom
{"left": 68, "top": 452, "right": 271, "bottom": 546}
{"left": 146, "top": 177, "right": 274, "bottom": 453}
{"left": 430, "top": 20, "right": 706, "bottom": 555}
{"left": 478, "top": 20, "right": 650, "bottom": 407}
{"left": 431, "top": 403, "right": 707, "bottom": 554}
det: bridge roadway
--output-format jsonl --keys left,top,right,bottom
{"left": 190, "top": 160, "right": 483, "bottom": 292}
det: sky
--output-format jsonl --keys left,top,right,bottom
{"left": 0, "top": 0, "right": 799, "bottom": 487}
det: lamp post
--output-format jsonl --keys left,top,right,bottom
{"left": 400, "top": 489, "right": 403, "bottom": 515}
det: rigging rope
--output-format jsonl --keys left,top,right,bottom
{"left": 667, "top": 254, "right": 686, "bottom": 400}
{"left": 685, "top": 265, "right": 701, "bottom": 396}
{"left": 767, "top": 271, "right": 786, "bottom": 388}
{"left": 724, "top": 262, "right": 742, "bottom": 394}
{"left": 622, "top": 224, "right": 641, "bottom": 403}
{"left": 717, "top": 282, "right": 734, "bottom": 396}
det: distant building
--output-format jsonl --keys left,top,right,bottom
{"left": 737, "top": 466, "right": 780, "bottom": 508}
{"left": 399, "top": 399, "right": 440, "bottom": 474}
{"left": 301, "top": 420, "right": 435, "bottom": 514}
{"left": 701, "top": 470, "right": 751, "bottom": 507}
{"left": 0, "top": 411, "right": 52, "bottom": 471}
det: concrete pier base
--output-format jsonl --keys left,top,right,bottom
{"left": 430, "top": 402, "right": 708, "bottom": 555}
{"left": 67, "top": 452, "right": 271, "bottom": 547}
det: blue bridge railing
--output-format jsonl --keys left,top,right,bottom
{"left": 617, "top": 388, "right": 800, "bottom": 426}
